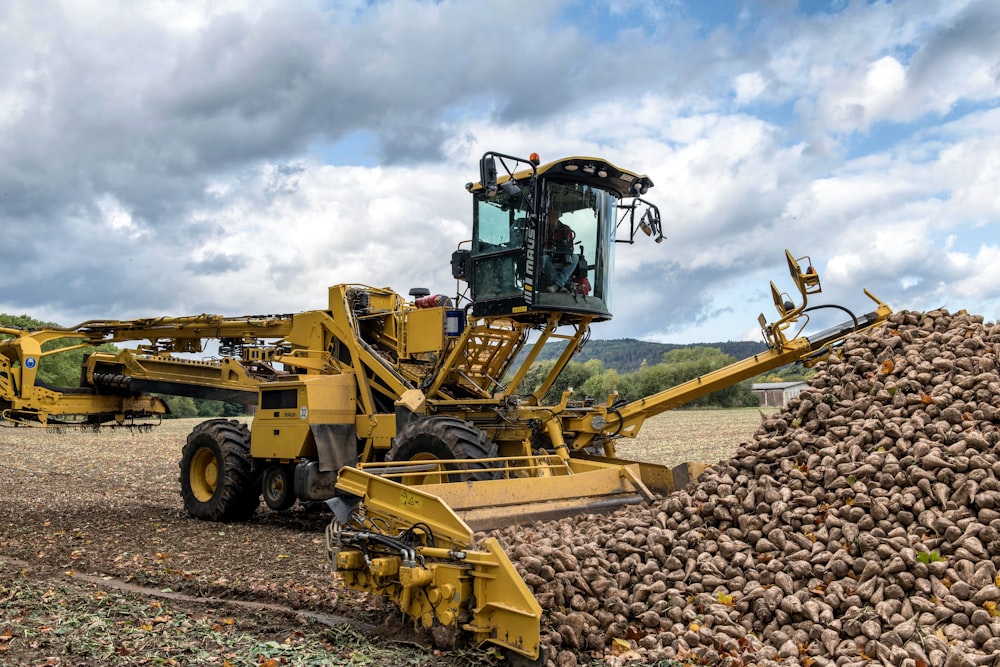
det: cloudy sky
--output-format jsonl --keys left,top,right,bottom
{"left": 2, "top": 0, "right": 998, "bottom": 346}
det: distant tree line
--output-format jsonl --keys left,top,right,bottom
{"left": 1, "top": 314, "right": 244, "bottom": 419}
{"left": 516, "top": 345, "right": 812, "bottom": 407}
{"left": 521, "top": 338, "right": 771, "bottom": 374}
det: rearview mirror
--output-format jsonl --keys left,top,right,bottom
{"left": 618, "top": 200, "right": 665, "bottom": 244}
{"left": 480, "top": 155, "right": 498, "bottom": 197}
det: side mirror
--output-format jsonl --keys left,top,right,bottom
{"left": 641, "top": 205, "right": 664, "bottom": 243}
{"left": 629, "top": 205, "right": 664, "bottom": 243}
{"left": 480, "top": 155, "right": 498, "bottom": 197}
{"left": 451, "top": 249, "right": 472, "bottom": 281}
{"left": 638, "top": 210, "right": 652, "bottom": 236}
{"left": 622, "top": 200, "right": 665, "bottom": 244}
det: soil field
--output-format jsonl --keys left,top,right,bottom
{"left": 0, "top": 409, "right": 769, "bottom": 666}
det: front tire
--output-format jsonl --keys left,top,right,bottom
{"left": 385, "top": 417, "right": 500, "bottom": 483}
{"left": 179, "top": 419, "right": 259, "bottom": 522}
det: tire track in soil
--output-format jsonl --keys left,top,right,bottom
{"left": 1, "top": 555, "right": 376, "bottom": 634}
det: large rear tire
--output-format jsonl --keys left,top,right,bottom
{"left": 385, "top": 416, "right": 500, "bottom": 483}
{"left": 179, "top": 419, "right": 260, "bottom": 522}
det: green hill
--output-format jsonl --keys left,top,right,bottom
{"left": 523, "top": 338, "right": 768, "bottom": 374}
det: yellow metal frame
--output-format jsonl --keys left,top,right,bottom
{"left": 331, "top": 468, "right": 542, "bottom": 659}
{"left": 356, "top": 454, "right": 656, "bottom": 530}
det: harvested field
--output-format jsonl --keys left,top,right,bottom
{"left": 0, "top": 408, "right": 754, "bottom": 665}
{"left": 19, "top": 305, "right": 1000, "bottom": 667}
{"left": 0, "top": 419, "right": 479, "bottom": 666}
{"left": 617, "top": 408, "right": 775, "bottom": 468}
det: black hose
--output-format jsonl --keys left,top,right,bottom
{"left": 802, "top": 304, "right": 859, "bottom": 328}
{"left": 400, "top": 522, "right": 436, "bottom": 548}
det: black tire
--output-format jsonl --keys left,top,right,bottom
{"left": 385, "top": 416, "right": 500, "bottom": 483}
{"left": 179, "top": 419, "right": 260, "bottom": 522}
{"left": 262, "top": 464, "right": 297, "bottom": 511}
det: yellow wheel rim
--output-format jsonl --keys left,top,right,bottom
{"left": 266, "top": 475, "right": 285, "bottom": 496}
{"left": 409, "top": 452, "right": 446, "bottom": 485}
{"left": 190, "top": 447, "right": 219, "bottom": 502}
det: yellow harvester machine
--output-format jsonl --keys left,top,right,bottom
{"left": 0, "top": 151, "right": 891, "bottom": 662}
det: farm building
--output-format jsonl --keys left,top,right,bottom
{"left": 752, "top": 381, "right": 808, "bottom": 407}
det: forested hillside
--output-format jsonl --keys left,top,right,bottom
{"left": 522, "top": 338, "right": 768, "bottom": 373}
{"left": 514, "top": 338, "right": 809, "bottom": 407}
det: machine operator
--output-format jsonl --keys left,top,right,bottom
{"left": 541, "top": 208, "right": 578, "bottom": 292}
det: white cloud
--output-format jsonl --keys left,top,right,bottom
{"left": 166, "top": 160, "right": 470, "bottom": 317}
{"left": 96, "top": 194, "right": 144, "bottom": 238}
{"left": 1, "top": 0, "right": 998, "bottom": 346}
{"left": 733, "top": 72, "right": 767, "bottom": 106}
{"left": 948, "top": 245, "right": 1000, "bottom": 305}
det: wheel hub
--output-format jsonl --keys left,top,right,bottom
{"left": 190, "top": 448, "right": 219, "bottom": 502}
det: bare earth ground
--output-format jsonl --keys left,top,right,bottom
{"left": 0, "top": 409, "right": 771, "bottom": 666}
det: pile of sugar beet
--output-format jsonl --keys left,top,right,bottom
{"left": 490, "top": 309, "right": 1000, "bottom": 667}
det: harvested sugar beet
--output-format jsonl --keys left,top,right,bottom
{"left": 491, "top": 309, "right": 1000, "bottom": 667}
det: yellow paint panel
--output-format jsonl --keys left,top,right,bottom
{"left": 300, "top": 375, "right": 356, "bottom": 424}
{"left": 404, "top": 308, "right": 446, "bottom": 354}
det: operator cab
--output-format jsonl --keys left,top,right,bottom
{"left": 454, "top": 152, "right": 662, "bottom": 322}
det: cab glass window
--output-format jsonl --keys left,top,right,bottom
{"left": 472, "top": 187, "right": 529, "bottom": 300}
{"left": 537, "top": 181, "right": 616, "bottom": 315}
